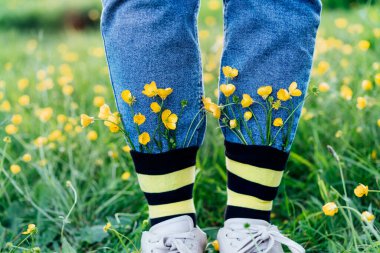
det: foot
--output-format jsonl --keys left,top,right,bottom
{"left": 217, "top": 218, "right": 305, "bottom": 253}
{"left": 141, "top": 215, "right": 207, "bottom": 253}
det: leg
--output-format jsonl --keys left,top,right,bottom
{"left": 217, "top": 0, "right": 321, "bottom": 251}
{"left": 100, "top": 0, "right": 205, "bottom": 226}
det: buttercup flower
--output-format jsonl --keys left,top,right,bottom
{"left": 322, "top": 202, "right": 338, "bottom": 216}
{"left": 318, "top": 82, "right": 330, "bottom": 92}
{"left": 241, "top": 94, "right": 254, "bottom": 108}
{"left": 340, "top": 85, "right": 353, "bottom": 100}
{"left": 157, "top": 88, "right": 173, "bottom": 100}
{"left": 121, "top": 90, "right": 135, "bottom": 105}
{"left": 356, "top": 97, "right": 367, "bottom": 110}
{"left": 361, "top": 211, "right": 375, "bottom": 222}
{"left": 220, "top": 84, "right": 236, "bottom": 97}
{"left": 142, "top": 81, "right": 158, "bottom": 97}
{"left": 354, "top": 183, "right": 368, "bottom": 197}
{"left": 273, "top": 118, "right": 283, "bottom": 127}
{"left": 122, "top": 145, "right": 131, "bottom": 152}
{"left": 375, "top": 73, "right": 380, "bottom": 86}
{"left": 272, "top": 100, "right": 281, "bottom": 110}
{"left": 80, "top": 114, "right": 94, "bottom": 128}
{"left": 93, "top": 96, "right": 105, "bottom": 107}
{"left": 211, "top": 240, "right": 220, "bottom": 251}
{"left": 139, "top": 132, "right": 151, "bottom": 145}
{"left": 10, "top": 164, "right": 21, "bottom": 175}
{"left": 257, "top": 86, "right": 272, "bottom": 100}
{"left": 22, "top": 224, "right": 36, "bottom": 235}
{"left": 11, "top": 114, "right": 23, "bottom": 125}
{"left": 357, "top": 40, "right": 370, "bottom": 51}
{"left": 244, "top": 111, "right": 252, "bottom": 121}
{"left": 104, "top": 113, "right": 121, "bottom": 133}
{"left": 162, "top": 109, "right": 178, "bottom": 130}
{"left": 150, "top": 102, "right": 161, "bottom": 113}
{"left": 277, "top": 89, "right": 290, "bottom": 101}
{"left": 121, "top": 171, "right": 131, "bottom": 181}
{"left": 209, "top": 103, "right": 221, "bottom": 119}
{"left": 5, "top": 124, "right": 18, "bottom": 135}
{"left": 98, "top": 104, "right": 112, "bottom": 119}
{"left": 288, "top": 82, "right": 302, "bottom": 96}
{"left": 361, "top": 80, "right": 372, "bottom": 91}
{"left": 22, "top": 153, "right": 32, "bottom": 162}
{"left": 229, "top": 119, "right": 237, "bottom": 129}
{"left": 222, "top": 66, "right": 238, "bottom": 79}
{"left": 87, "top": 130, "right": 98, "bottom": 141}
{"left": 103, "top": 222, "right": 111, "bottom": 233}
{"left": 133, "top": 113, "right": 146, "bottom": 126}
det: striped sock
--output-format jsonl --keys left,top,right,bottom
{"left": 130, "top": 147, "right": 198, "bottom": 226}
{"left": 224, "top": 141, "right": 289, "bottom": 221}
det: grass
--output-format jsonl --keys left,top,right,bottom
{"left": 1, "top": 1, "right": 380, "bottom": 252}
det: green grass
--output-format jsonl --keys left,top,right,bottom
{"left": 1, "top": 2, "right": 380, "bottom": 253}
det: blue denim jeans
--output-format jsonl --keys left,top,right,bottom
{"left": 101, "top": 0, "right": 321, "bottom": 153}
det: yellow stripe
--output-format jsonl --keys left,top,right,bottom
{"left": 227, "top": 189, "right": 273, "bottom": 211}
{"left": 137, "top": 166, "right": 195, "bottom": 193}
{"left": 149, "top": 199, "right": 195, "bottom": 218}
{"left": 226, "top": 158, "right": 283, "bottom": 187}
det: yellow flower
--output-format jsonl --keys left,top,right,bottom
{"left": 157, "top": 88, "right": 173, "bottom": 100}
{"left": 22, "top": 153, "right": 32, "bottom": 162}
{"left": 133, "top": 113, "right": 146, "bottom": 126}
{"left": 361, "top": 211, "right": 375, "bottom": 222}
{"left": 241, "top": 94, "right": 254, "bottom": 108}
{"left": 334, "top": 18, "right": 348, "bottom": 29}
{"left": 222, "top": 66, "right": 238, "bottom": 79}
{"left": 87, "top": 130, "right": 98, "bottom": 141}
{"left": 316, "top": 61, "right": 330, "bottom": 75}
{"left": 229, "top": 119, "right": 237, "bottom": 129}
{"left": 354, "top": 183, "right": 368, "bottom": 197}
{"left": 356, "top": 97, "right": 367, "bottom": 110}
{"left": 375, "top": 73, "right": 380, "bottom": 86}
{"left": 277, "top": 89, "right": 291, "bottom": 102}
{"left": 340, "top": 85, "right": 353, "bottom": 100}
{"left": 121, "top": 171, "right": 131, "bottom": 181}
{"left": 357, "top": 40, "right": 370, "bottom": 51}
{"left": 10, "top": 164, "right": 21, "bottom": 175}
{"left": 0, "top": 100, "right": 11, "bottom": 111}
{"left": 37, "top": 107, "right": 53, "bottom": 122}
{"left": 62, "top": 85, "right": 74, "bottom": 96}
{"left": 288, "top": 82, "right": 302, "bottom": 97}
{"left": 104, "top": 113, "right": 121, "bottom": 133}
{"left": 103, "top": 222, "right": 111, "bottom": 233}
{"left": 162, "top": 109, "right": 178, "bottom": 130}
{"left": 361, "top": 80, "right": 372, "bottom": 91}
{"left": 5, "top": 124, "right": 18, "bottom": 135}
{"left": 150, "top": 102, "right": 161, "bottom": 113}
{"left": 18, "top": 95, "right": 30, "bottom": 106}
{"left": 22, "top": 224, "right": 36, "bottom": 235}
{"left": 211, "top": 240, "right": 220, "bottom": 251}
{"left": 318, "top": 82, "right": 330, "bottom": 93}
{"left": 80, "top": 114, "right": 94, "bottom": 128}
{"left": 139, "top": 132, "right": 151, "bottom": 145}
{"left": 122, "top": 145, "right": 131, "bottom": 152}
{"left": 377, "top": 119, "right": 380, "bottom": 128}
{"left": 272, "top": 100, "right": 281, "bottom": 110}
{"left": 121, "top": 90, "right": 135, "bottom": 105}
{"left": 273, "top": 118, "right": 283, "bottom": 127}
{"left": 11, "top": 114, "right": 23, "bottom": 125}
{"left": 98, "top": 104, "right": 112, "bottom": 120}
{"left": 142, "top": 81, "right": 158, "bottom": 97}
{"left": 257, "top": 86, "right": 272, "bottom": 100}
{"left": 3, "top": 137, "right": 11, "bottom": 143}
{"left": 322, "top": 202, "right": 338, "bottom": 216}
{"left": 220, "top": 84, "right": 236, "bottom": 97}
{"left": 244, "top": 111, "right": 252, "bottom": 121}
{"left": 93, "top": 96, "right": 105, "bottom": 107}
{"left": 18, "top": 78, "right": 29, "bottom": 90}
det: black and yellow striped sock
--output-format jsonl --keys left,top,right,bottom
{"left": 224, "top": 141, "right": 289, "bottom": 221}
{"left": 130, "top": 147, "right": 198, "bottom": 226}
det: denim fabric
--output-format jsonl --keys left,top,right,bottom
{"left": 101, "top": 0, "right": 321, "bottom": 153}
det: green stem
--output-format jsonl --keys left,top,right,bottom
{"left": 182, "top": 108, "right": 204, "bottom": 148}
{"left": 248, "top": 107, "right": 265, "bottom": 144}
{"left": 185, "top": 114, "right": 205, "bottom": 147}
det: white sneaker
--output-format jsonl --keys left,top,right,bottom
{"left": 217, "top": 218, "right": 305, "bottom": 253}
{"left": 141, "top": 215, "right": 207, "bottom": 253}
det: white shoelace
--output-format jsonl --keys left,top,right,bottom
{"left": 226, "top": 224, "right": 305, "bottom": 253}
{"left": 147, "top": 231, "right": 196, "bottom": 253}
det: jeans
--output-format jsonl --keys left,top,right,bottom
{"left": 100, "top": 0, "right": 322, "bottom": 153}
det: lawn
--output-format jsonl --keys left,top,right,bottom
{"left": 0, "top": 1, "right": 380, "bottom": 252}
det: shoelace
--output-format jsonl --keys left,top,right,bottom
{"left": 147, "top": 231, "right": 196, "bottom": 253}
{"left": 226, "top": 224, "right": 305, "bottom": 253}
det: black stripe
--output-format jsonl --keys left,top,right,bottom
{"left": 150, "top": 213, "right": 196, "bottom": 227}
{"left": 225, "top": 141, "right": 289, "bottom": 171}
{"left": 131, "top": 146, "right": 198, "bottom": 175}
{"left": 225, "top": 206, "right": 271, "bottom": 222}
{"left": 144, "top": 184, "right": 194, "bottom": 205}
{"left": 227, "top": 171, "right": 279, "bottom": 201}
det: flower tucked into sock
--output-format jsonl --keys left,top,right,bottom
{"left": 224, "top": 141, "right": 289, "bottom": 221}
{"left": 130, "top": 147, "right": 198, "bottom": 226}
